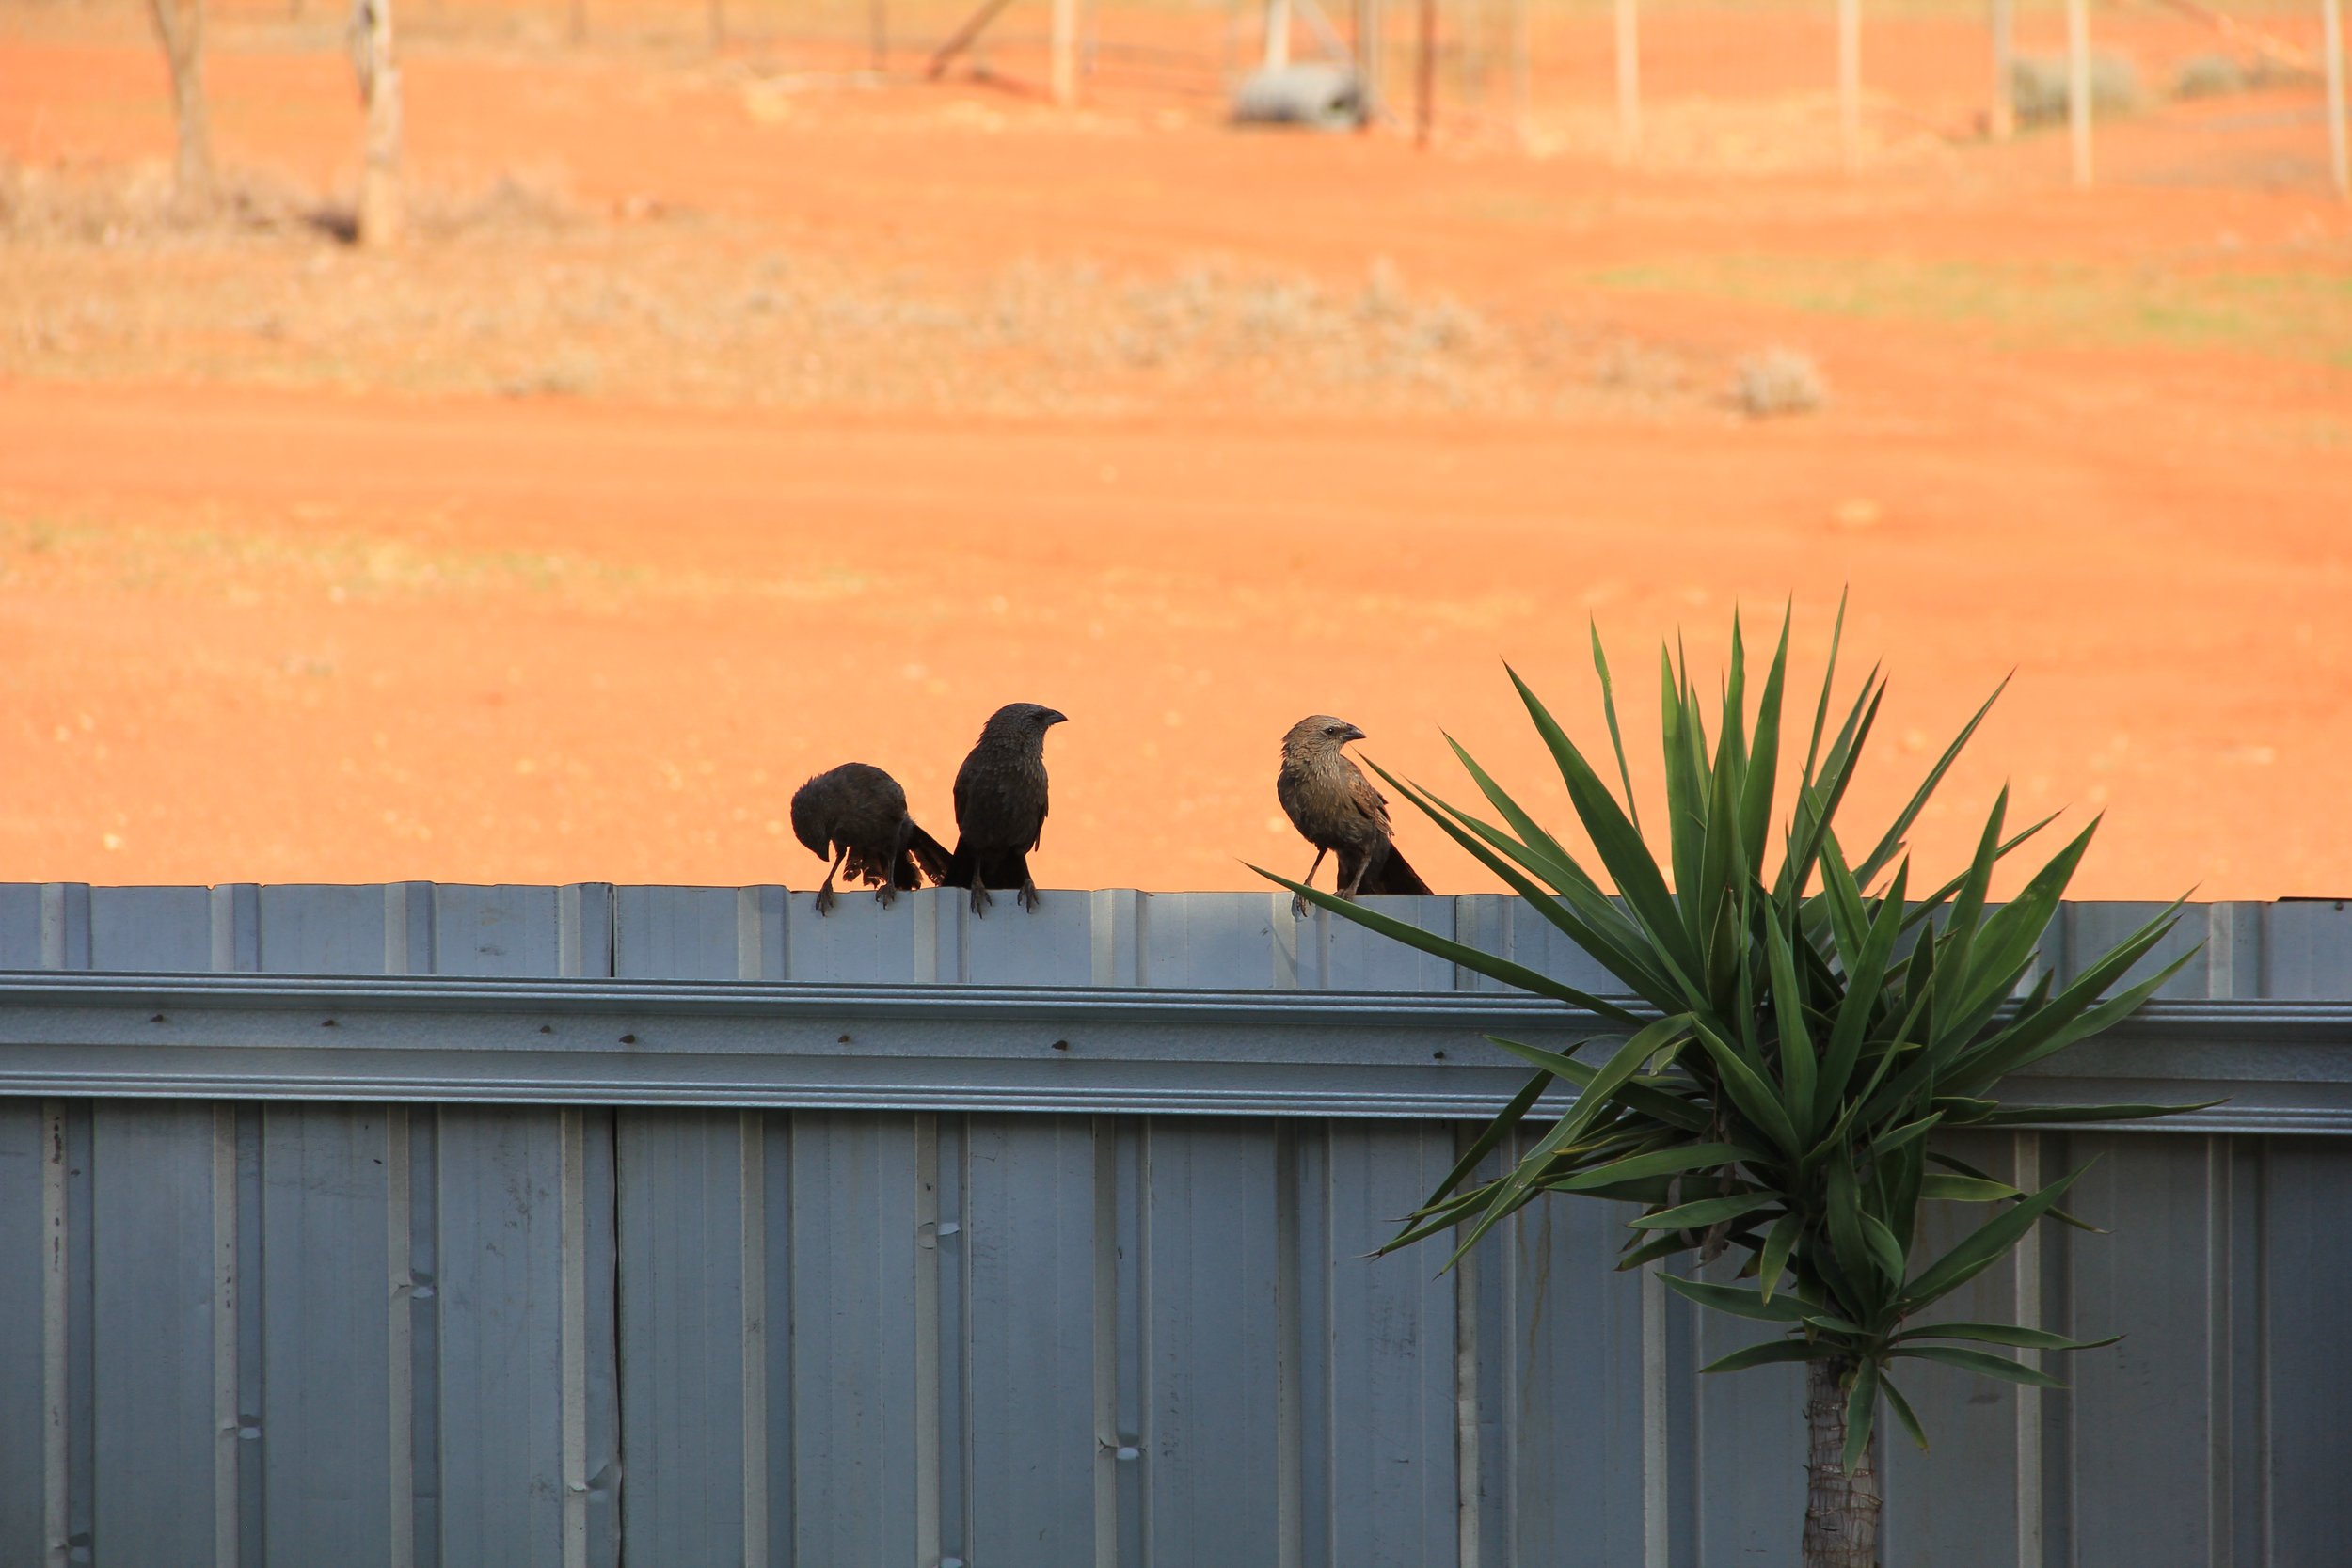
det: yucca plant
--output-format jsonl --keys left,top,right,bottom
{"left": 1257, "top": 603, "right": 2204, "bottom": 1568}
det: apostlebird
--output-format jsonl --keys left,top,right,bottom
{"left": 945, "top": 703, "right": 1068, "bottom": 915}
{"left": 1276, "top": 714, "right": 1433, "bottom": 918}
{"left": 789, "top": 762, "right": 953, "bottom": 915}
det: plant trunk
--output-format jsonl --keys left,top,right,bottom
{"left": 353, "top": 0, "right": 402, "bottom": 245}
{"left": 148, "top": 0, "right": 215, "bottom": 214}
{"left": 1803, "top": 1357, "right": 1881, "bottom": 1568}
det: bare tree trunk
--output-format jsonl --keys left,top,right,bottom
{"left": 1506, "top": 0, "right": 1528, "bottom": 146}
{"left": 1457, "top": 0, "right": 1481, "bottom": 107}
{"left": 1802, "top": 1358, "right": 1881, "bottom": 1568}
{"left": 1836, "top": 0, "right": 1861, "bottom": 169}
{"left": 1049, "top": 0, "right": 1077, "bottom": 101}
{"left": 1987, "top": 0, "right": 2014, "bottom": 138}
{"left": 1264, "top": 0, "right": 1293, "bottom": 69}
{"left": 1354, "top": 0, "right": 1383, "bottom": 120}
{"left": 2065, "top": 0, "right": 2091, "bottom": 186}
{"left": 353, "top": 0, "right": 401, "bottom": 245}
{"left": 2326, "top": 0, "right": 2348, "bottom": 198}
{"left": 1613, "top": 0, "right": 1639, "bottom": 161}
{"left": 1414, "top": 0, "right": 1435, "bottom": 146}
{"left": 147, "top": 0, "right": 215, "bottom": 215}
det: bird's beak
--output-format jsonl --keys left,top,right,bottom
{"left": 1043, "top": 709, "right": 1069, "bottom": 726}
{"left": 1343, "top": 724, "right": 1366, "bottom": 743}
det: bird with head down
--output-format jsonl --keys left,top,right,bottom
{"left": 946, "top": 702, "right": 1068, "bottom": 915}
{"left": 1276, "top": 714, "right": 1433, "bottom": 919}
{"left": 789, "top": 762, "right": 953, "bottom": 915}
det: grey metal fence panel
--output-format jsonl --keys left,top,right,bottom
{"left": 88, "top": 886, "right": 213, "bottom": 972}
{"left": 752, "top": 1111, "right": 796, "bottom": 1563}
{"left": 780, "top": 888, "right": 931, "bottom": 984}
{"left": 0, "top": 1100, "right": 48, "bottom": 1558}
{"left": 614, "top": 1108, "right": 751, "bottom": 1567}
{"left": 2069, "top": 1133, "right": 2225, "bottom": 1567}
{"left": 963, "top": 1114, "right": 1098, "bottom": 1564}
{"left": 1325, "top": 1120, "right": 1458, "bottom": 1568}
{"left": 1691, "top": 1249, "right": 1806, "bottom": 1564}
{"left": 1475, "top": 1113, "right": 1649, "bottom": 1568}
{"left": 259, "top": 883, "right": 396, "bottom": 973}
{"left": 613, "top": 886, "right": 744, "bottom": 982}
{"left": 1316, "top": 894, "right": 1457, "bottom": 992}
{"left": 2264, "top": 1138, "right": 2352, "bottom": 1568}
{"left": 787, "top": 1109, "right": 922, "bottom": 1567}
{"left": 0, "top": 884, "right": 90, "bottom": 969}
{"left": 1289, "top": 1122, "right": 1334, "bottom": 1568}
{"left": 261, "top": 1103, "right": 396, "bottom": 1568}
{"left": 92, "top": 1101, "right": 226, "bottom": 1565}
{"left": 434, "top": 1106, "right": 571, "bottom": 1568}
{"left": 1130, "top": 891, "right": 1280, "bottom": 989}
{"left": 1144, "top": 1118, "right": 1282, "bottom": 1566}
{"left": 580, "top": 1107, "right": 622, "bottom": 1568}
{"left": 2259, "top": 899, "right": 2352, "bottom": 1000}
{"left": 0, "top": 885, "right": 44, "bottom": 970}
{"left": 963, "top": 889, "right": 1095, "bottom": 985}
{"left": 430, "top": 884, "right": 613, "bottom": 978}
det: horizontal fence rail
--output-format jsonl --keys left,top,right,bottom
{"left": 0, "top": 885, "right": 2346, "bottom": 1568}
{"left": 0, "top": 973, "right": 2347, "bottom": 1130}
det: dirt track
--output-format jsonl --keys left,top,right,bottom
{"left": 3, "top": 11, "right": 2349, "bottom": 896}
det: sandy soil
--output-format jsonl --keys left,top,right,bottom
{"left": 2, "top": 4, "right": 2348, "bottom": 898}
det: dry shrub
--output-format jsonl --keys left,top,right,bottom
{"left": 2172, "top": 54, "right": 2250, "bottom": 100}
{"left": 1734, "top": 348, "right": 1826, "bottom": 418}
{"left": 406, "top": 171, "right": 583, "bottom": 241}
{"left": 2009, "top": 54, "right": 2142, "bottom": 126}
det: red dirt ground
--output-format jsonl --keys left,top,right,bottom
{"left": 3, "top": 5, "right": 2349, "bottom": 898}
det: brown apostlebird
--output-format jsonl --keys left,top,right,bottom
{"left": 945, "top": 703, "right": 1068, "bottom": 915}
{"left": 1276, "top": 714, "right": 1433, "bottom": 918}
{"left": 789, "top": 762, "right": 953, "bottom": 915}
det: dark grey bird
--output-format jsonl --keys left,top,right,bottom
{"left": 789, "top": 762, "right": 953, "bottom": 915}
{"left": 1276, "top": 714, "right": 1433, "bottom": 918}
{"left": 944, "top": 703, "right": 1068, "bottom": 915}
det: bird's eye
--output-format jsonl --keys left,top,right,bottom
{"left": 1324, "top": 725, "right": 1343, "bottom": 736}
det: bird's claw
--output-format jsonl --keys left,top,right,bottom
{"left": 813, "top": 886, "right": 837, "bottom": 916}
{"left": 874, "top": 884, "right": 898, "bottom": 909}
{"left": 1017, "top": 881, "right": 1041, "bottom": 913}
{"left": 969, "top": 884, "right": 993, "bottom": 917}
{"left": 1290, "top": 893, "right": 1309, "bottom": 920}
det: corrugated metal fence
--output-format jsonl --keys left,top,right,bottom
{"left": 0, "top": 885, "right": 2345, "bottom": 1567}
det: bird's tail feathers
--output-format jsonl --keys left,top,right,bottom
{"left": 901, "top": 823, "right": 954, "bottom": 889}
{"left": 1368, "top": 844, "right": 1434, "bottom": 896}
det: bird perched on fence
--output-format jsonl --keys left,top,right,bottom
{"left": 789, "top": 763, "right": 952, "bottom": 915}
{"left": 1276, "top": 714, "right": 1432, "bottom": 919}
{"left": 945, "top": 703, "right": 1068, "bottom": 915}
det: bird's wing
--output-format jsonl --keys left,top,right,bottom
{"left": 1276, "top": 763, "right": 1307, "bottom": 832}
{"left": 951, "top": 752, "right": 977, "bottom": 830}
